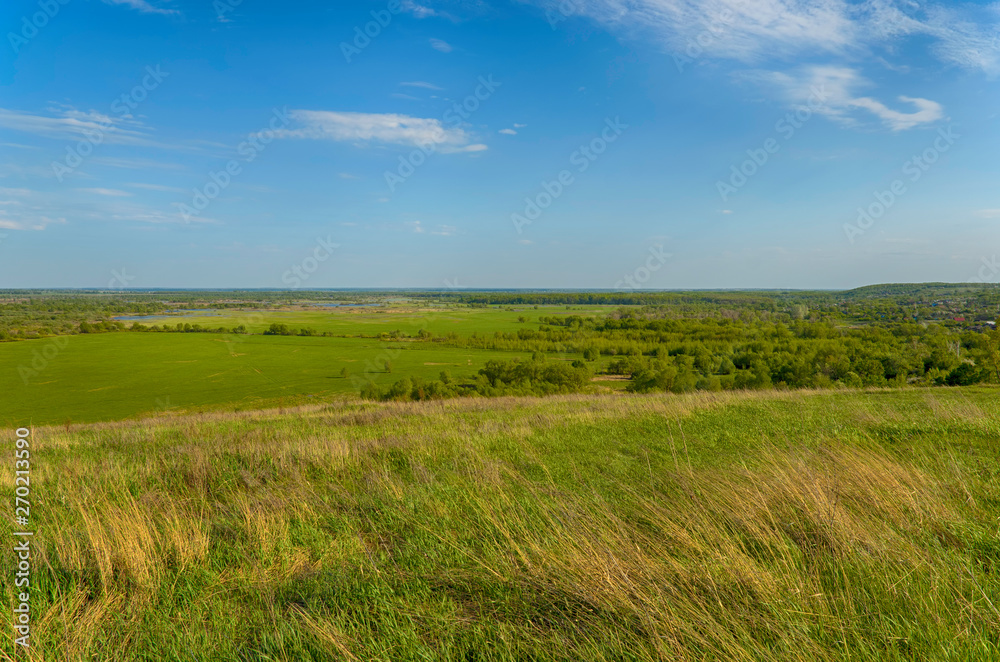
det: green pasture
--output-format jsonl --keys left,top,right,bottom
{"left": 110, "top": 303, "right": 620, "bottom": 336}
{"left": 0, "top": 331, "right": 566, "bottom": 426}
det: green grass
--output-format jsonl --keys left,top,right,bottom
{"left": 1, "top": 304, "right": 626, "bottom": 426}
{"left": 112, "top": 303, "right": 617, "bottom": 336}
{"left": 1, "top": 331, "right": 575, "bottom": 425}
{"left": 2, "top": 387, "right": 999, "bottom": 660}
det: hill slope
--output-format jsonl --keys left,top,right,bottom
{"left": 3, "top": 388, "right": 999, "bottom": 660}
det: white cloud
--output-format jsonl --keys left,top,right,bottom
{"left": 539, "top": 0, "right": 1000, "bottom": 75}
{"left": 274, "top": 110, "right": 486, "bottom": 152}
{"left": 550, "top": 0, "right": 858, "bottom": 61}
{"left": 77, "top": 188, "right": 132, "bottom": 197}
{"left": 848, "top": 95, "right": 943, "bottom": 131}
{"left": 922, "top": 4, "right": 1000, "bottom": 77}
{"left": 0, "top": 212, "right": 65, "bottom": 231}
{"left": 127, "top": 182, "right": 185, "bottom": 192}
{"left": 513, "top": 123, "right": 527, "bottom": 128}
{"left": 756, "top": 65, "right": 943, "bottom": 130}
{"left": 499, "top": 128, "right": 517, "bottom": 135}
{"left": 0, "top": 107, "right": 207, "bottom": 152}
{"left": 402, "top": 1, "right": 441, "bottom": 18}
{"left": 91, "top": 157, "right": 186, "bottom": 170}
{"left": 102, "top": 0, "right": 179, "bottom": 15}
{"left": 401, "top": 81, "right": 444, "bottom": 90}
{"left": 975, "top": 209, "right": 1000, "bottom": 218}
{"left": 430, "top": 38, "right": 453, "bottom": 52}
{"left": 0, "top": 107, "right": 152, "bottom": 145}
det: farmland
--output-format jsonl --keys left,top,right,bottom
{"left": 1, "top": 302, "right": 617, "bottom": 425}
{"left": 2, "top": 331, "right": 548, "bottom": 425}
{"left": 1, "top": 287, "right": 999, "bottom": 425}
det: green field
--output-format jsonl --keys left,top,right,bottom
{"left": 3, "top": 387, "right": 998, "bottom": 660}
{"left": 1, "top": 331, "right": 572, "bottom": 426}
{"left": 1, "top": 304, "right": 640, "bottom": 426}
{"left": 111, "top": 303, "right": 619, "bottom": 336}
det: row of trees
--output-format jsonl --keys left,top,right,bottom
{"left": 361, "top": 356, "right": 592, "bottom": 401}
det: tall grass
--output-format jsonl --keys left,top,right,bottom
{"left": 2, "top": 388, "right": 999, "bottom": 660}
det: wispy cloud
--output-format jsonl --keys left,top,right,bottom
{"left": 546, "top": 0, "right": 859, "bottom": 62}
{"left": 753, "top": 65, "right": 944, "bottom": 131}
{"left": 922, "top": 3, "right": 1000, "bottom": 77}
{"left": 400, "top": 81, "right": 444, "bottom": 90}
{"left": 545, "top": 0, "right": 1000, "bottom": 76}
{"left": 102, "top": 0, "right": 179, "bottom": 15}
{"left": 91, "top": 157, "right": 187, "bottom": 171}
{"left": 848, "top": 95, "right": 943, "bottom": 131}
{"left": 127, "top": 182, "right": 186, "bottom": 192}
{"left": 430, "top": 38, "right": 453, "bottom": 53}
{"left": 402, "top": 1, "right": 442, "bottom": 18}
{"left": 77, "top": 188, "right": 132, "bottom": 197}
{"left": 273, "top": 110, "right": 487, "bottom": 152}
{"left": 405, "top": 220, "right": 457, "bottom": 235}
{"left": 499, "top": 128, "right": 517, "bottom": 135}
{"left": 0, "top": 107, "right": 150, "bottom": 145}
{"left": 0, "top": 211, "right": 65, "bottom": 231}
{"left": 0, "top": 107, "right": 207, "bottom": 152}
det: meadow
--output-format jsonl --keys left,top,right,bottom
{"left": 0, "top": 302, "right": 630, "bottom": 425}
{"left": 1, "top": 327, "right": 576, "bottom": 426}
{"left": 1, "top": 387, "right": 998, "bottom": 660}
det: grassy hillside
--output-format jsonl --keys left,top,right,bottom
{"left": 2, "top": 387, "right": 998, "bottom": 660}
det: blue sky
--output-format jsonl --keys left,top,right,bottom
{"left": 0, "top": 0, "right": 998, "bottom": 289}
